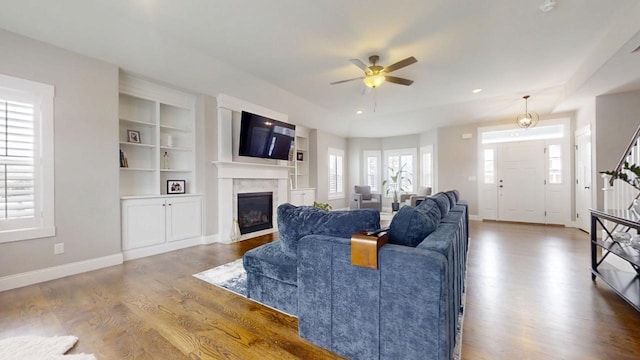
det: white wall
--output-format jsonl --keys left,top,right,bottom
{"left": 313, "top": 130, "right": 348, "bottom": 209}
{"left": 347, "top": 137, "right": 383, "bottom": 193}
{"left": 419, "top": 129, "right": 439, "bottom": 192}
{"left": 437, "top": 125, "right": 479, "bottom": 215}
{"left": 594, "top": 89, "right": 640, "bottom": 209}
{"left": 0, "top": 29, "right": 120, "bottom": 277}
{"left": 203, "top": 95, "right": 218, "bottom": 236}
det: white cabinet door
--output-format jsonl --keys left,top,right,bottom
{"left": 166, "top": 196, "right": 202, "bottom": 242}
{"left": 290, "top": 189, "right": 316, "bottom": 206}
{"left": 122, "top": 198, "right": 166, "bottom": 250}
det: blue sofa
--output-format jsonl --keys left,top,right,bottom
{"left": 243, "top": 191, "right": 468, "bottom": 360}
{"left": 243, "top": 204, "right": 380, "bottom": 315}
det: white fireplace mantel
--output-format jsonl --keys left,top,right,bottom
{"left": 211, "top": 161, "right": 292, "bottom": 180}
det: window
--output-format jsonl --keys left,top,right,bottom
{"left": 363, "top": 150, "right": 381, "bottom": 192}
{"left": 328, "top": 147, "right": 344, "bottom": 199}
{"left": 384, "top": 148, "right": 416, "bottom": 197}
{"left": 0, "top": 74, "right": 54, "bottom": 243}
{"left": 483, "top": 148, "right": 495, "bottom": 184}
{"left": 420, "top": 145, "right": 433, "bottom": 188}
{"left": 548, "top": 144, "right": 562, "bottom": 184}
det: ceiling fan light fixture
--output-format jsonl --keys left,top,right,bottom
{"left": 516, "top": 95, "right": 539, "bottom": 129}
{"left": 363, "top": 73, "right": 385, "bottom": 88}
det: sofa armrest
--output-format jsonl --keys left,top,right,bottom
{"left": 371, "top": 193, "right": 382, "bottom": 203}
{"left": 298, "top": 235, "right": 452, "bottom": 360}
{"left": 350, "top": 193, "right": 364, "bottom": 210}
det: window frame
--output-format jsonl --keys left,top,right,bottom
{"left": 328, "top": 147, "right": 344, "bottom": 200}
{"left": 420, "top": 145, "right": 434, "bottom": 189}
{"left": 362, "top": 150, "right": 381, "bottom": 193}
{"left": 383, "top": 148, "right": 417, "bottom": 198}
{"left": 0, "top": 73, "right": 55, "bottom": 243}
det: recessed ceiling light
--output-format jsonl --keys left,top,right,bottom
{"left": 472, "top": 88, "right": 483, "bottom": 94}
{"left": 356, "top": 110, "right": 363, "bottom": 114}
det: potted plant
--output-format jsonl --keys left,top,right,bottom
{"left": 382, "top": 163, "right": 412, "bottom": 211}
{"left": 601, "top": 162, "right": 640, "bottom": 216}
{"left": 601, "top": 162, "right": 640, "bottom": 190}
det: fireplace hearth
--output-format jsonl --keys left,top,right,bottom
{"left": 237, "top": 192, "right": 273, "bottom": 234}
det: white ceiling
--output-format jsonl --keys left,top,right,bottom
{"left": 1, "top": 0, "right": 640, "bottom": 137}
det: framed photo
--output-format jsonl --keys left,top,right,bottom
{"left": 167, "top": 180, "right": 185, "bottom": 194}
{"left": 296, "top": 151, "right": 304, "bottom": 161}
{"left": 127, "top": 130, "right": 141, "bottom": 143}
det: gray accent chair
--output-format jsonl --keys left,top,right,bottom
{"left": 349, "top": 185, "right": 382, "bottom": 211}
{"left": 408, "top": 186, "right": 433, "bottom": 207}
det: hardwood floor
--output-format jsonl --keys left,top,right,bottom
{"left": 1, "top": 221, "right": 640, "bottom": 359}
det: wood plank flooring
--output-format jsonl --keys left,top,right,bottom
{"left": 1, "top": 221, "right": 640, "bottom": 359}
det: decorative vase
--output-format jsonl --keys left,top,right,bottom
{"left": 230, "top": 219, "right": 241, "bottom": 242}
{"left": 162, "top": 151, "right": 170, "bottom": 169}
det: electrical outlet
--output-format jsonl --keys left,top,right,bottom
{"left": 54, "top": 243, "right": 64, "bottom": 255}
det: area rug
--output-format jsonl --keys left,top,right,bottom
{"left": 0, "top": 335, "right": 96, "bottom": 360}
{"left": 193, "top": 258, "right": 247, "bottom": 297}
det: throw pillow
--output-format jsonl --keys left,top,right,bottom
{"left": 430, "top": 192, "right": 451, "bottom": 216}
{"left": 355, "top": 185, "right": 372, "bottom": 201}
{"left": 417, "top": 186, "right": 431, "bottom": 196}
{"left": 277, "top": 203, "right": 380, "bottom": 257}
{"left": 444, "top": 191, "right": 457, "bottom": 207}
{"left": 388, "top": 203, "right": 440, "bottom": 247}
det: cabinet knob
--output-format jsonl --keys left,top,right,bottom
{"left": 162, "top": 203, "right": 166, "bottom": 206}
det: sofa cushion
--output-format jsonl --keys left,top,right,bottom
{"left": 277, "top": 203, "right": 380, "bottom": 257}
{"left": 444, "top": 191, "right": 457, "bottom": 207}
{"left": 243, "top": 240, "right": 297, "bottom": 284}
{"left": 388, "top": 202, "right": 441, "bottom": 247}
{"left": 430, "top": 192, "right": 451, "bottom": 216}
{"left": 355, "top": 185, "right": 372, "bottom": 200}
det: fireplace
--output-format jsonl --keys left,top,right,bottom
{"left": 237, "top": 192, "right": 273, "bottom": 234}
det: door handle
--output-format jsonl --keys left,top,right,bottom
{"left": 585, "top": 186, "right": 590, "bottom": 190}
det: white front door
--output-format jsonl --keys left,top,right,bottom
{"left": 575, "top": 126, "right": 592, "bottom": 231}
{"left": 497, "top": 141, "right": 546, "bottom": 223}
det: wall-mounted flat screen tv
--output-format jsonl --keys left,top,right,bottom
{"left": 239, "top": 111, "right": 296, "bottom": 161}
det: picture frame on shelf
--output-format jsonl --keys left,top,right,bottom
{"left": 127, "top": 130, "right": 141, "bottom": 143}
{"left": 167, "top": 180, "right": 185, "bottom": 194}
{"left": 297, "top": 151, "right": 304, "bottom": 161}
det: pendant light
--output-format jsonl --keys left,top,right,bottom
{"left": 516, "top": 95, "right": 539, "bottom": 129}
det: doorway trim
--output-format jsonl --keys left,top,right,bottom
{"left": 476, "top": 118, "right": 572, "bottom": 225}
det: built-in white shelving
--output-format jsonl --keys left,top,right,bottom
{"left": 119, "top": 74, "right": 203, "bottom": 259}
{"left": 119, "top": 76, "right": 196, "bottom": 197}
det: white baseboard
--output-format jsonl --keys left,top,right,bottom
{"left": 122, "top": 236, "right": 204, "bottom": 261}
{"left": 0, "top": 253, "right": 124, "bottom": 292}
{"left": 203, "top": 234, "right": 219, "bottom": 244}
{"left": 469, "top": 215, "right": 481, "bottom": 221}
{"left": 204, "top": 228, "right": 277, "bottom": 245}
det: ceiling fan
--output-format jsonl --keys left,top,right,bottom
{"left": 330, "top": 55, "right": 418, "bottom": 89}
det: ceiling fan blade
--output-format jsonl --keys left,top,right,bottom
{"left": 330, "top": 76, "right": 364, "bottom": 85}
{"left": 350, "top": 58, "right": 369, "bottom": 73}
{"left": 384, "top": 56, "right": 417, "bottom": 73}
{"left": 385, "top": 76, "right": 414, "bottom": 86}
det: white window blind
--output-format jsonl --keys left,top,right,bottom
{"left": 0, "top": 73, "right": 55, "bottom": 243}
{"left": 363, "top": 150, "right": 381, "bottom": 192}
{"left": 328, "top": 148, "right": 344, "bottom": 199}
{"left": 0, "top": 99, "right": 36, "bottom": 221}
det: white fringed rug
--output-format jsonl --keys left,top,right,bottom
{"left": 0, "top": 335, "right": 96, "bottom": 360}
